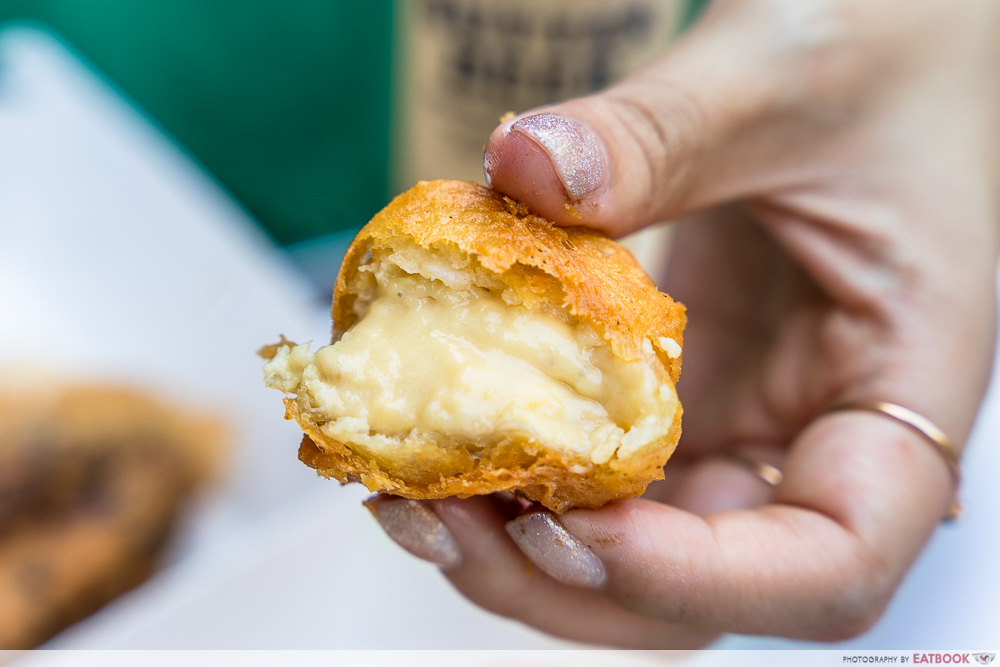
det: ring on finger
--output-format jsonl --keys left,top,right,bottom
{"left": 823, "top": 400, "right": 962, "bottom": 521}
{"left": 724, "top": 451, "right": 784, "bottom": 487}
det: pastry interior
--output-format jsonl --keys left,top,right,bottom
{"left": 264, "top": 238, "right": 681, "bottom": 495}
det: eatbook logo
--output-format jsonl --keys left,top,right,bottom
{"left": 974, "top": 655, "right": 995, "bottom": 665}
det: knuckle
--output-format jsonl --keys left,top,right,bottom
{"left": 601, "top": 85, "right": 708, "bottom": 215}
{"left": 818, "top": 591, "right": 885, "bottom": 641}
{"left": 810, "top": 555, "right": 894, "bottom": 641}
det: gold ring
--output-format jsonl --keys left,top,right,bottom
{"left": 824, "top": 401, "right": 962, "bottom": 521}
{"left": 726, "top": 452, "right": 784, "bottom": 487}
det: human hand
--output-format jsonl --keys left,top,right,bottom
{"left": 368, "top": 0, "right": 1000, "bottom": 647}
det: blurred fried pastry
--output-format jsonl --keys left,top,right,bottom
{"left": 263, "top": 179, "right": 685, "bottom": 512}
{"left": 0, "top": 383, "right": 223, "bottom": 649}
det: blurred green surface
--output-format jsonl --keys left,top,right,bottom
{"left": 684, "top": 0, "right": 710, "bottom": 27}
{"left": 0, "top": 0, "right": 393, "bottom": 246}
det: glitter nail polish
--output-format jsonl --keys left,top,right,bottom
{"left": 510, "top": 113, "right": 607, "bottom": 200}
{"left": 365, "top": 497, "right": 462, "bottom": 570}
{"left": 506, "top": 511, "right": 607, "bottom": 589}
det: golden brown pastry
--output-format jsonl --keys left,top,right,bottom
{"left": 0, "top": 383, "right": 224, "bottom": 649}
{"left": 262, "top": 179, "right": 685, "bottom": 512}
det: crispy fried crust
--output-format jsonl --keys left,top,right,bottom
{"left": 284, "top": 180, "right": 686, "bottom": 512}
{"left": 291, "top": 399, "right": 682, "bottom": 513}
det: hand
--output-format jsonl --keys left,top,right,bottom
{"left": 369, "top": 0, "right": 1000, "bottom": 647}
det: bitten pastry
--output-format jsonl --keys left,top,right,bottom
{"left": 262, "top": 179, "right": 685, "bottom": 512}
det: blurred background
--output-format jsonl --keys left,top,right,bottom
{"left": 1, "top": 0, "right": 997, "bottom": 655}
{"left": 0, "top": 0, "right": 703, "bottom": 288}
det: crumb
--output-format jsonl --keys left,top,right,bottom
{"left": 503, "top": 197, "right": 530, "bottom": 217}
{"left": 563, "top": 203, "right": 582, "bottom": 219}
{"left": 257, "top": 334, "right": 295, "bottom": 360}
{"left": 656, "top": 336, "right": 682, "bottom": 359}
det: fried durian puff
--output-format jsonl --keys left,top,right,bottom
{"left": 262, "top": 179, "right": 685, "bottom": 512}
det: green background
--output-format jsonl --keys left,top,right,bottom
{"left": 0, "top": 0, "right": 395, "bottom": 247}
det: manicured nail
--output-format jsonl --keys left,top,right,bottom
{"left": 509, "top": 113, "right": 607, "bottom": 200}
{"left": 505, "top": 512, "right": 606, "bottom": 589}
{"left": 364, "top": 496, "right": 462, "bottom": 570}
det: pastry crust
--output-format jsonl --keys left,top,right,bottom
{"left": 265, "top": 180, "right": 686, "bottom": 512}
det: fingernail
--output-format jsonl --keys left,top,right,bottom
{"left": 509, "top": 113, "right": 607, "bottom": 200}
{"left": 364, "top": 496, "right": 462, "bottom": 570}
{"left": 505, "top": 512, "right": 606, "bottom": 589}
{"left": 482, "top": 117, "right": 516, "bottom": 189}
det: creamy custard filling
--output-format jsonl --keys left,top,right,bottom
{"left": 263, "top": 247, "right": 678, "bottom": 465}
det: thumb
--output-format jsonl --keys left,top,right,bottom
{"left": 483, "top": 1, "right": 872, "bottom": 236}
